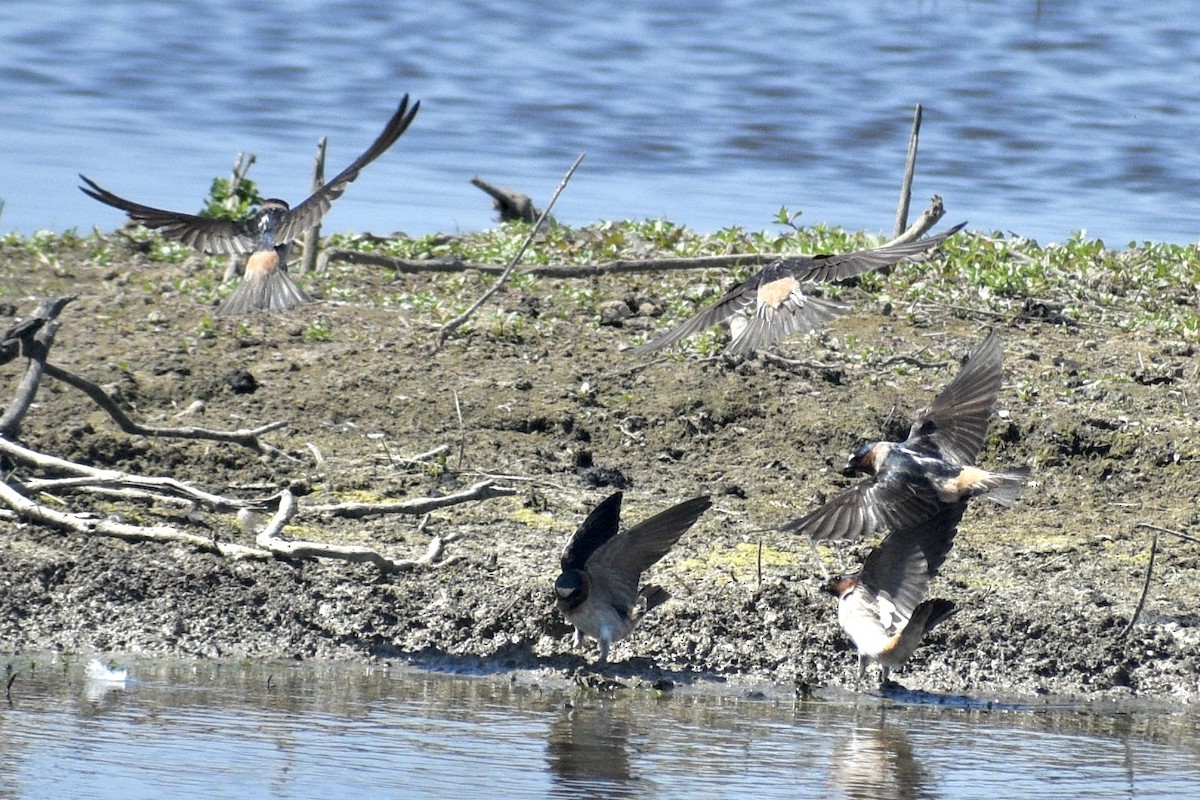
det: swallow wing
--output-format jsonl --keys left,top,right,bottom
{"left": 791, "top": 222, "right": 965, "bottom": 284}
{"left": 79, "top": 175, "right": 256, "bottom": 254}
{"left": 906, "top": 329, "right": 1002, "bottom": 466}
{"left": 857, "top": 504, "right": 965, "bottom": 627}
{"left": 631, "top": 265, "right": 770, "bottom": 355}
{"left": 274, "top": 95, "right": 420, "bottom": 243}
{"left": 584, "top": 495, "right": 711, "bottom": 609}
{"left": 780, "top": 473, "right": 944, "bottom": 542}
{"left": 560, "top": 491, "right": 623, "bottom": 572}
{"left": 633, "top": 223, "right": 964, "bottom": 356}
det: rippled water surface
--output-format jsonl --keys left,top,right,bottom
{"left": 1, "top": 1, "right": 1198, "bottom": 245}
{"left": 2, "top": 658, "right": 1198, "bottom": 799}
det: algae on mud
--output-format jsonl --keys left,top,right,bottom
{"left": 0, "top": 222, "right": 1198, "bottom": 703}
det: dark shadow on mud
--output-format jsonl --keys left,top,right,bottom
{"left": 364, "top": 641, "right": 746, "bottom": 691}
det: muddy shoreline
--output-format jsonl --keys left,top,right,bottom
{"left": 2, "top": 230, "right": 1198, "bottom": 705}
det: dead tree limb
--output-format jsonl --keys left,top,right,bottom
{"left": 0, "top": 295, "right": 76, "bottom": 437}
{"left": 0, "top": 478, "right": 270, "bottom": 560}
{"left": 0, "top": 435, "right": 275, "bottom": 512}
{"left": 320, "top": 197, "right": 950, "bottom": 279}
{"left": 255, "top": 489, "right": 460, "bottom": 573}
{"left": 882, "top": 195, "right": 945, "bottom": 247}
{"left": 300, "top": 136, "right": 327, "bottom": 276}
{"left": 435, "top": 153, "right": 586, "bottom": 348}
{"left": 40, "top": 361, "right": 289, "bottom": 457}
{"left": 1119, "top": 527, "right": 1159, "bottom": 639}
{"left": 893, "top": 104, "right": 923, "bottom": 239}
{"left": 306, "top": 478, "right": 517, "bottom": 519}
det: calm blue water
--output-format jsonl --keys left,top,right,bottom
{"left": 1, "top": 1, "right": 1198, "bottom": 245}
{"left": 1, "top": 658, "right": 1198, "bottom": 799}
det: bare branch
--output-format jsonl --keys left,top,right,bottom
{"left": 882, "top": 196, "right": 945, "bottom": 247}
{"left": 435, "top": 153, "right": 586, "bottom": 348}
{"left": 893, "top": 104, "right": 923, "bottom": 239}
{"left": 40, "top": 361, "right": 290, "bottom": 457}
{"left": 256, "top": 489, "right": 462, "bottom": 573}
{"left": 0, "top": 296, "right": 76, "bottom": 437}
{"left": 306, "top": 479, "right": 517, "bottom": 519}
{"left": 0, "top": 436, "right": 274, "bottom": 512}
{"left": 0, "top": 478, "right": 269, "bottom": 560}
{"left": 300, "top": 136, "right": 327, "bottom": 276}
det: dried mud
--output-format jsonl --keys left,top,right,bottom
{"left": 2, "top": 237, "right": 1199, "bottom": 705}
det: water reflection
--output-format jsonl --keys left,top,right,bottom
{"left": 546, "top": 699, "right": 639, "bottom": 799}
{"left": 2, "top": 656, "right": 1200, "bottom": 799}
{"left": 827, "top": 707, "right": 931, "bottom": 800}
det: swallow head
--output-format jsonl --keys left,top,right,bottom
{"left": 844, "top": 442, "right": 885, "bottom": 476}
{"left": 823, "top": 574, "right": 857, "bottom": 600}
{"left": 554, "top": 569, "right": 589, "bottom": 611}
{"left": 252, "top": 199, "right": 292, "bottom": 244}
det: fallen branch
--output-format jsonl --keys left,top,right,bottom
{"left": 0, "top": 295, "right": 75, "bottom": 437}
{"left": 41, "top": 361, "right": 290, "bottom": 457}
{"left": 255, "top": 490, "right": 460, "bottom": 573}
{"left": 0, "top": 478, "right": 270, "bottom": 560}
{"left": 300, "top": 136, "right": 327, "bottom": 276}
{"left": 306, "top": 478, "right": 518, "bottom": 519}
{"left": 882, "top": 195, "right": 945, "bottom": 247}
{"left": 435, "top": 153, "right": 586, "bottom": 348}
{"left": 0, "top": 435, "right": 275, "bottom": 512}
{"left": 320, "top": 196, "right": 950, "bottom": 279}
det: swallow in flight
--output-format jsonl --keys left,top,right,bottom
{"left": 824, "top": 504, "right": 964, "bottom": 687}
{"left": 633, "top": 222, "right": 965, "bottom": 356}
{"left": 781, "top": 330, "right": 1028, "bottom": 542}
{"left": 79, "top": 94, "right": 420, "bottom": 315}
{"left": 555, "top": 492, "right": 711, "bottom": 664}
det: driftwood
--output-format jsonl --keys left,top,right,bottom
{"left": 319, "top": 195, "right": 948, "bottom": 280}
{"left": 299, "top": 136, "right": 328, "bottom": 276}
{"left": 0, "top": 299, "right": 515, "bottom": 572}
{"left": 893, "top": 104, "right": 923, "bottom": 239}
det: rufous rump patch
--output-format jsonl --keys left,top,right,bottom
{"left": 244, "top": 249, "right": 280, "bottom": 277}
{"left": 757, "top": 276, "right": 799, "bottom": 309}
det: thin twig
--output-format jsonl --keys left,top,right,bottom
{"left": 0, "top": 296, "right": 75, "bottom": 436}
{"left": 1119, "top": 528, "right": 1159, "bottom": 639}
{"left": 434, "top": 153, "right": 585, "bottom": 348}
{"left": 1135, "top": 522, "right": 1200, "bottom": 545}
{"left": 893, "top": 104, "right": 923, "bottom": 239}
{"left": 453, "top": 390, "right": 466, "bottom": 470}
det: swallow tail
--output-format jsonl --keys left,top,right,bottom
{"left": 636, "top": 584, "right": 671, "bottom": 617}
{"left": 217, "top": 267, "right": 309, "bottom": 315}
{"left": 914, "top": 598, "right": 957, "bottom": 636}
{"left": 982, "top": 466, "right": 1030, "bottom": 507}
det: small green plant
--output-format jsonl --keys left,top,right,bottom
{"left": 202, "top": 176, "right": 263, "bottom": 221}
{"left": 304, "top": 316, "right": 333, "bottom": 342}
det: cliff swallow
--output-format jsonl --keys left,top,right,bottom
{"left": 633, "top": 222, "right": 965, "bottom": 356}
{"left": 79, "top": 95, "right": 420, "bottom": 315}
{"left": 824, "top": 504, "right": 964, "bottom": 687}
{"left": 781, "top": 330, "right": 1028, "bottom": 541}
{"left": 555, "top": 491, "right": 711, "bottom": 663}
